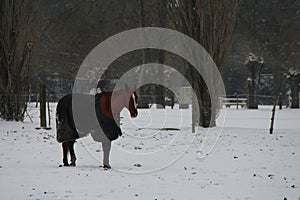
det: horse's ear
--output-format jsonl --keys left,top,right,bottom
{"left": 125, "top": 84, "right": 136, "bottom": 93}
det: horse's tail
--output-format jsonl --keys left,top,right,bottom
{"left": 56, "top": 100, "right": 62, "bottom": 127}
{"left": 56, "top": 94, "right": 78, "bottom": 143}
{"left": 56, "top": 94, "right": 70, "bottom": 127}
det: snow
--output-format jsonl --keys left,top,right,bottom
{"left": 246, "top": 53, "right": 264, "bottom": 64}
{"left": 248, "top": 53, "right": 258, "bottom": 62}
{"left": 1, "top": 104, "right": 300, "bottom": 199}
{"left": 288, "top": 69, "right": 299, "bottom": 76}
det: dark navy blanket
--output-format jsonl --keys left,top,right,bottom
{"left": 56, "top": 93, "right": 122, "bottom": 143}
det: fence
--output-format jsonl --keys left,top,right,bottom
{"left": 220, "top": 94, "right": 292, "bottom": 109}
{"left": 221, "top": 95, "right": 247, "bottom": 109}
{"left": 1, "top": 92, "right": 298, "bottom": 134}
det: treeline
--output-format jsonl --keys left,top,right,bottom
{"left": 0, "top": 0, "right": 299, "bottom": 122}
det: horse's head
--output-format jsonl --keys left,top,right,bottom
{"left": 128, "top": 90, "right": 138, "bottom": 118}
{"left": 110, "top": 84, "right": 138, "bottom": 119}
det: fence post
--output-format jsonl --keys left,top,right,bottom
{"left": 47, "top": 90, "right": 51, "bottom": 128}
{"left": 269, "top": 96, "right": 278, "bottom": 134}
{"left": 279, "top": 93, "right": 282, "bottom": 110}
{"left": 35, "top": 93, "right": 39, "bottom": 108}
{"left": 40, "top": 83, "right": 47, "bottom": 128}
{"left": 236, "top": 93, "right": 239, "bottom": 110}
{"left": 28, "top": 86, "right": 32, "bottom": 103}
{"left": 192, "top": 93, "right": 196, "bottom": 133}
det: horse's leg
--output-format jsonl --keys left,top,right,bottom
{"left": 69, "top": 140, "right": 76, "bottom": 166}
{"left": 62, "top": 142, "right": 69, "bottom": 166}
{"left": 102, "top": 141, "right": 111, "bottom": 169}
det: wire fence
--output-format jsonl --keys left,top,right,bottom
{"left": 0, "top": 93, "right": 294, "bottom": 107}
{"left": 0, "top": 93, "right": 297, "bottom": 124}
{"left": 220, "top": 93, "right": 294, "bottom": 109}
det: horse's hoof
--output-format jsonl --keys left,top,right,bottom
{"left": 103, "top": 164, "right": 111, "bottom": 169}
{"left": 63, "top": 163, "right": 69, "bottom": 166}
{"left": 70, "top": 156, "right": 76, "bottom": 166}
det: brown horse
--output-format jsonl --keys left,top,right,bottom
{"left": 56, "top": 86, "right": 138, "bottom": 168}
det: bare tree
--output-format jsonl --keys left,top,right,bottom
{"left": 266, "top": 1, "right": 300, "bottom": 106}
{"left": 286, "top": 69, "right": 300, "bottom": 108}
{"left": 168, "top": 0, "right": 239, "bottom": 127}
{"left": 236, "top": 0, "right": 300, "bottom": 101}
{"left": 0, "top": 0, "right": 46, "bottom": 121}
{"left": 135, "top": 0, "right": 168, "bottom": 108}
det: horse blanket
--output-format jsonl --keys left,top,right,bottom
{"left": 56, "top": 93, "right": 122, "bottom": 143}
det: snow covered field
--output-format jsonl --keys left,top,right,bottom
{"left": 0, "top": 104, "right": 299, "bottom": 200}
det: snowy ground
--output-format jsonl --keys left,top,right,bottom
{"left": 0, "top": 103, "right": 299, "bottom": 200}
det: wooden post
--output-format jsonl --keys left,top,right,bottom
{"left": 47, "top": 90, "right": 51, "bottom": 128}
{"left": 269, "top": 97, "right": 278, "bottom": 134}
{"left": 236, "top": 93, "right": 239, "bottom": 110}
{"left": 28, "top": 86, "right": 32, "bottom": 103}
{"left": 192, "top": 93, "right": 196, "bottom": 133}
{"left": 279, "top": 93, "right": 282, "bottom": 110}
{"left": 40, "top": 83, "right": 46, "bottom": 128}
{"left": 35, "top": 93, "right": 39, "bottom": 108}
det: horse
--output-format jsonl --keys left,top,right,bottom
{"left": 56, "top": 86, "right": 138, "bottom": 168}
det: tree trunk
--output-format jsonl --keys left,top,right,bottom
{"left": 246, "top": 55, "right": 264, "bottom": 109}
{"left": 155, "top": 0, "right": 167, "bottom": 109}
{"left": 0, "top": 0, "right": 44, "bottom": 121}
{"left": 40, "top": 83, "right": 47, "bottom": 128}
{"left": 193, "top": 75, "right": 216, "bottom": 128}
{"left": 168, "top": 0, "right": 239, "bottom": 127}
{"left": 0, "top": 93, "right": 26, "bottom": 121}
{"left": 136, "top": 0, "right": 149, "bottom": 108}
{"left": 291, "top": 77, "right": 300, "bottom": 108}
